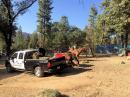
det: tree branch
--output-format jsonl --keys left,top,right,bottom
{"left": 1, "top": 0, "right": 8, "bottom": 6}
{"left": 12, "top": 0, "right": 37, "bottom": 22}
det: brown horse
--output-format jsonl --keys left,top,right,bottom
{"left": 54, "top": 47, "right": 87, "bottom": 66}
{"left": 68, "top": 47, "right": 87, "bottom": 57}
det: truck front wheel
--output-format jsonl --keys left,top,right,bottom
{"left": 34, "top": 66, "right": 44, "bottom": 77}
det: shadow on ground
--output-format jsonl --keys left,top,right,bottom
{"left": 61, "top": 94, "right": 69, "bottom": 97}
{"left": 0, "top": 66, "right": 22, "bottom": 80}
{"left": 80, "top": 58, "right": 107, "bottom": 63}
{"left": 0, "top": 64, "right": 94, "bottom": 79}
{"left": 87, "top": 59, "right": 105, "bottom": 62}
{"left": 56, "top": 64, "right": 94, "bottom": 77}
{"left": 79, "top": 64, "right": 94, "bottom": 68}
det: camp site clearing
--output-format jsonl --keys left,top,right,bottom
{"left": 0, "top": 56, "right": 130, "bottom": 97}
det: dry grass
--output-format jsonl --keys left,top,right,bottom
{"left": 0, "top": 56, "right": 130, "bottom": 97}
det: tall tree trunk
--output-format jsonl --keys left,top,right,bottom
{"left": 6, "top": 0, "right": 13, "bottom": 57}
{"left": 121, "top": 34, "right": 124, "bottom": 48}
{"left": 6, "top": 41, "right": 11, "bottom": 57}
{"left": 89, "top": 43, "right": 95, "bottom": 57}
{"left": 124, "top": 31, "right": 128, "bottom": 56}
{"left": 6, "top": 27, "right": 13, "bottom": 57}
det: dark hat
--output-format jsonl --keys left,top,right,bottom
{"left": 38, "top": 48, "right": 46, "bottom": 56}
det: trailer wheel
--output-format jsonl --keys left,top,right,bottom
{"left": 34, "top": 66, "right": 44, "bottom": 77}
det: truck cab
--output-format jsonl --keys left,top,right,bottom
{"left": 9, "top": 50, "right": 37, "bottom": 70}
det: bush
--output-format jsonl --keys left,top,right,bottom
{"left": 36, "top": 89, "right": 61, "bottom": 97}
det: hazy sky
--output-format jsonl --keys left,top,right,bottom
{"left": 17, "top": 0, "right": 102, "bottom": 33}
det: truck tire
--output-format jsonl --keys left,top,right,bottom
{"left": 34, "top": 66, "right": 44, "bottom": 77}
{"left": 5, "top": 62, "right": 14, "bottom": 73}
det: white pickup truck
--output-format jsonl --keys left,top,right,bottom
{"left": 5, "top": 49, "right": 68, "bottom": 77}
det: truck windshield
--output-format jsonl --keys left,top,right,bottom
{"left": 11, "top": 53, "right": 18, "bottom": 59}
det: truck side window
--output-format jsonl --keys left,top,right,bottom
{"left": 25, "top": 51, "right": 36, "bottom": 59}
{"left": 19, "top": 53, "right": 23, "bottom": 59}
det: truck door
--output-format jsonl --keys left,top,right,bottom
{"left": 17, "top": 52, "right": 25, "bottom": 70}
{"left": 10, "top": 52, "right": 19, "bottom": 68}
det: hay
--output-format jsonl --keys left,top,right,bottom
{"left": 36, "top": 89, "right": 61, "bottom": 97}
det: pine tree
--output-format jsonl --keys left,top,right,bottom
{"left": 59, "top": 16, "right": 70, "bottom": 32}
{"left": 88, "top": 5, "right": 98, "bottom": 29}
{"left": 37, "top": 0, "right": 53, "bottom": 47}
{"left": 87, "top": 5, "right": 98, "bottom": 56}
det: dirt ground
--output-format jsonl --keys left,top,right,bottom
{"left": 0, "top": 56, "right": 130, "bottom": 97}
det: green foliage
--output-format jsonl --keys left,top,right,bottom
{"left": 24, "top": 34, "right": 31, "bottom": 49}
{"left": 37, "top": 0, "right": 53, "bottom": 34}
{"left": 13, "top": 27, "right": 31, "bottom": 50}
{"left": 47, "top": 16, "right": 69, "bottom": 50}
{"left": 86, "top": 5, "right": 98, "bottom": 56}
{"left": 36, "top": 89, "right": 61, "bottom": 97}
{"left": 52, "top": 32, "right": 65, "bottom": 50}
{"left": 0, "top": 0, "right": 36, "bottom": 56}
{"left": 45, "top": 16, "right": 86, "bottom": 51}
{"left": 101, "top": 0, "right": 130, "bottom": 34}
{"left": 88, "top": 5, "right": 98, "bottom": 28}
{"left": 37, "top": 0, "right": 53, "bottom": 48}
{"left": 99, "top": 0, "right": 130, "bottom": 53}
{"left": 51, "top": 22, "right": 60, "bottom": 33}
{"left": 13, "top": 28, "right": 25, "bottom": 50}
{"left": 29, "top": 32, "right": 39, "bottom": 48}
{"left": 0, "top": 33, "right": 5, "bottom": 51}
{"left": 95, "top": 14, "right": 108, "bottom": 45}
{"left": 59, "top": 16, "right": 70, "bottom": 32}
{"left": 68, "top": 26, "right": 85, "bottom": 47}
